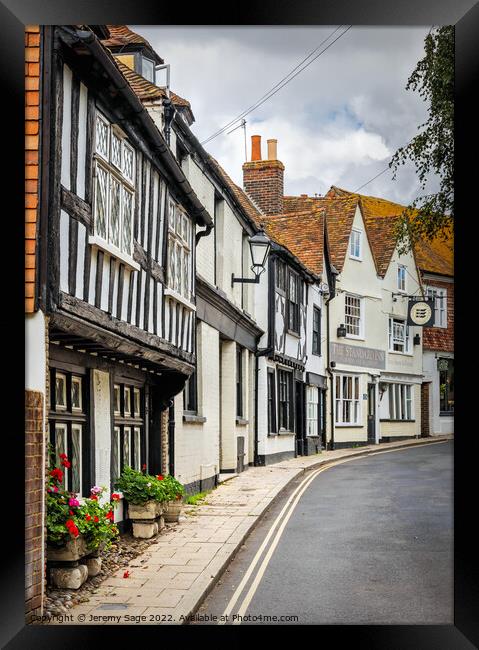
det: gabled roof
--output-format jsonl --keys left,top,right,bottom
{"left": 114, "top": 60, "right": 192, "bottom": 112}
{"left": 327, "top": 186, "right": 454, "bottom": 277}
{"left": 207, "top": 156, "right": 263, "bottom": 228}
{"left": 102, "top": 25, "right": 163, "bottom": 64}
{"left": 261, "top": 209, "right": 325, "bottom": 276}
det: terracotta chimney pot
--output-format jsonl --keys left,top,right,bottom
{"left": 251, "top": 135, "right": 262, "bottom": 161}
{"left": 267, "top": 139, "right": 277, "bottom": 160}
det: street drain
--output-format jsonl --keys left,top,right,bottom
{"left": 97, "top": 603, "right": 129, "bottom": 610}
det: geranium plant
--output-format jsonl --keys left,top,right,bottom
{"left": 114, "top": 466, "right": 168, "bottom": 505}
{"left": 46, "top": 450, "right": 119, "bottom": 551}
{"left": 161, "top": 474, "right": 185, "bottom": 501}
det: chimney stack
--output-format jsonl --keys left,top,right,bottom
{"left": 242, "top": 135, "right": 284, "bottom": 215}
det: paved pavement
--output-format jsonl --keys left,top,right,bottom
{"left": 194, "top": 441, "right": 453, "bottom": 625}
{"left": 48, "top": 436, "right": 451, "bottom": 625}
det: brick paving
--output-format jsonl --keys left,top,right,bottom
{"left": 50, "top": 436, "right": 451, "bottom": 625}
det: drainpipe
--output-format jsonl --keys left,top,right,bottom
{"left": 195, "top": 223, "right": 214, "bottom": 247}
{"left": 254, "top": 343, "right": 273, "bottom": 467}
{"left": 326, "top": 295, "right": 335, "bottom": 451}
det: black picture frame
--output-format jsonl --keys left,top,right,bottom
{"left": 6, "top": 0, "right": 477, "bottom": 647}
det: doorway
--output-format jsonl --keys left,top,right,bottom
{"left": 367, "top": 383, "right": 376, "bottom": 444}
{"left": 295, "top": 381, "right": 305, "bottom": 456}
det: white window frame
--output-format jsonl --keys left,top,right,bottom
{"left": 397, "top": 264, "right": 407, "bottom": 293}
{"left": 349, "top": 228, "right": 362, "bottom": 260}
{"left": 306, "top": 386, "right": 319, "bottom": 437}
{"left": 345, "top": 293, "right": 364, "bottom": 339}
{"left": 335, "top": 374, "right": 361, "bottom": 426}
{"left": 167, "top": 197, "right": 193, "bottom": 304}
{"left": 90, "top": 110, "right": 139, "bottom": 270}
{"left": 426, "top": 286, "right": 447, "bottom": 328}
{"left": 388, "top": 383, "right": 413, "bottom": 420}
{"left": 388, "top": 317, "right": 412, "bottom": 354}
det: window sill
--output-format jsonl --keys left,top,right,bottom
{"left": 335, "top": 424, "right": 363, "bottom": 428}
{"left": 439, "top": 412, "right": 454, "bottom": 417}
{"left": 183, "top": 413, "right": 206, "bottom": 424}
{"left": 164, "top": 288, "right": 196, "bottom": 311}
{"left": 379, "top": 419, "right": 415, "bottom": 423}
{"left": 287, "top": 329, "right": 301, "bottom": 339}
{"left": 278, "top": 429, "right": 295, "bottom": 435}
{"left": 88, "top": 235, "right": 140, "bottom": 272}
{"left": 345, "top": 335, "right": 365, "bottom": 341}
{"left": 388, "top": 350, "right": 414, "bottom": 357}
{"left": 349, "top": 255, "right": 362, "bottom": 262}
{"left": 236, "top": 417, "right": 249, "bottom": 426}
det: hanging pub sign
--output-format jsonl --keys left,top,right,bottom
{"left": 407, "top": 296, "right": 435, "bottom": 327}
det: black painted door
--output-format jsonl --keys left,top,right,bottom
{"left": 295, "top": 381, "right": 305, "bottom": 456}
{"left": 367, "top": 383, "right": 376, "bottom": 444}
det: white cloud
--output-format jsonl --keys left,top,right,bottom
{"left": 133, "top": 25, "right": 437, "bottom": 206}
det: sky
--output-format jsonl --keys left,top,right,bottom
{"left": 132, "top": 25, "right": 438, "bottom": 205}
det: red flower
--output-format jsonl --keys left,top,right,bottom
{"left": 123, "top": 570, "right": 130, "bottom": 578}
{"left": 85, "top": 514, "right": 91, "bottom": 521}
{"left": 106, "top": 510, "right": 114, "bottom": 521}
{"left": 90, "top": 495, "right": 98, "bottom": 501}
{"left": 111, "top": 493, "right": 121, "bottom": 501}
{"left": 142, "top": 464, "right": 147, "bottom": 472}
{"left": 65, "top": 519, "right": 79, "bottom": 538}
{"left": 59, "top": 453, "right": 68, "bottom": 460}
{"left": 69, "top": 510, "right": 74, "bottom": 515}
{"left": 156, "top": 475, "right": 164, "bottom": 481}
{"left": 49, "top": 468, "right": 63, "bottom": 482}
{"left": 61, "top": 459, "right": 71, "bottom": 469}
{"left": 93, "top": 516, "right": 99, "bottom": 523}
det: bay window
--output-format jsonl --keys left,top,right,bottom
{"left": 92, "top": 111, "right": 135, "bottom": 259}
{"left": 49, "top": 369, "right": 88, "bottom": 496}
{"left": 388, "top": 317, "right": 411, "bottom": 353}
{"left": 335, "top": 374, "right": 360, "bottom": 425}
{"left": 112, "top": 382, "right": 145, "bottom": 484}
{"left": 388, "top": 383, "right": 413, "bottom": 420}
{"left": 167, "top": 198, "right": 192, "bottom": 302}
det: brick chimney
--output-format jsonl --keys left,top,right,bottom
{"left": 242, "top": 135, "right": 284, "bottom": 215}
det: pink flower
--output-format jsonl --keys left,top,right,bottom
{"left": 68, "top": 498, "right": 80, "bottom": 507}
{"left": 90, "top": 486, "right": 102, "bottom": 495}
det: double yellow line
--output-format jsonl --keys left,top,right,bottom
{"left": 219, "top": 441, "right": 447, "bottom": 624}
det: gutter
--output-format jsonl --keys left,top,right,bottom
{"left": 56, "top": 26, "right": 213, "bottom": 228}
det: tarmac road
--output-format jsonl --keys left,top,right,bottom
{"left": 192, "top": 441, "right": 453, "bottom": 625}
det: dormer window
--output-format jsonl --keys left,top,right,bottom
{"left": 350, "top": 228, "right": 362, "bottom": 260}
{"left": 141, "top": 56, "right": 155, "bottom": 83}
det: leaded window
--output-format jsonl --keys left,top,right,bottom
{"left": 112, "top": 382, "right": 145, "bottom": 485}
{"left": 49, "top": 368, "right": 88, "bottom": 496}
{"left": 167, "top": 198, "right": 192, "bottom": 302}
{"left": 93, "top": 111, "right": 136, "bottom": 257}
{"left": 288, "top": 271, "right": 301, "bottom": 333}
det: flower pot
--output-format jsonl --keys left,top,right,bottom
{"left": 128, "top": 500, "right": 158, "bottom": 520}
{"left": 163, "top": 499, "right": 183, "bottom": 523}
{"left": 47, "top": 535, "right": 90, "bottom": 562}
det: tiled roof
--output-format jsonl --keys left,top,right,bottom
{"left": 327, "top": 186, "right": 454, "bottom": 277}
{"left": 261, "top": 208, "right": 325, "bottom": 276}
{"left": 102, "top": 25, "right": 163, "bottom": 63}
{"left": 114, "top": 60, "right": 191, "bottom": 109}
{"left": 207, "top": 156, "right": 264, "bottom": 227}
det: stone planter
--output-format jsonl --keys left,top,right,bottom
{"left": 47, "top": 535, "right": 90, "bottom": 563}
{"left": 163, "top": 499, "right": 183, "bottom": 523}
{"left": 128, "top": 500, "right": 158, "bottom": 520}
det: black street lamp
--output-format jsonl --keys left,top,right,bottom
{"left": 232, "top": 228, "right": 271, "bottom": 285}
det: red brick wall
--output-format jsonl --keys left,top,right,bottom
{"left": 423, "top": 279, "right": 454, "bottom": 353}
{"left": 25, "top": 25, "right": 41, "bottom": 314}
{"left": 25, "top": 390, "right": 45, "bottom": 622}
{"left": 242, "top": 160, "right": 284, "bottom": 215}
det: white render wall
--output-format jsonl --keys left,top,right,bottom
{"left": 174, "top": 321, "right": 220, "bottom": 489}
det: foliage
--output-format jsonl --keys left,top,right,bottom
{"left": 114, "top": 466, "right": 169, "bottom": 505}
{"left": 184, "top": 490, "right": 211, "bottom": 506}
{"left": 389, "top": 26, "right": 454, "bottom": 253}
{"left": 46, "top": 451, "right": 119, "bottom": 551}
{"left": 162, "top": 474, "right": 186, "bottom": 501}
